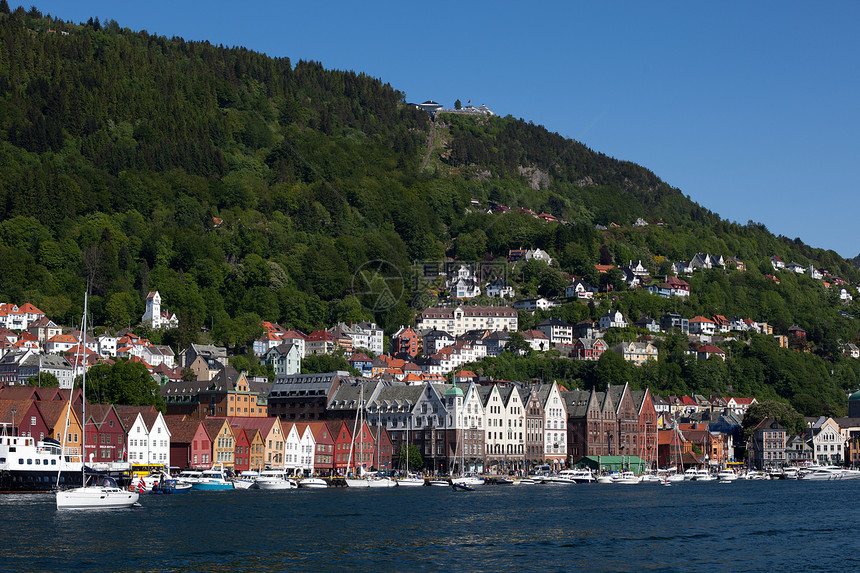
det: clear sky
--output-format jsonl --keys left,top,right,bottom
{"left": 14, "top": 1, "right": 860, "bottom": 258}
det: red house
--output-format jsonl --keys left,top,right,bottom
{"left": 233, "top": 427, "right": 251, "bottom": 473}
{"left": 165, "top": 416, "right": 211, "bottom": 470}
{"left": 302, "top": 422, "right": 335, "bottom": 476}
{"left": 392, "top": 326, "right": 419, "bottom": 358}
{"left": 78, "top": 404, "right": 126, "bottom": 464}
{"left": 329, "top": 419, "right": 376, "bottom": 476}
{"left": 572, "top": 338, "right": 608, "bottom": 361}
{"left": 370, "top": 426, "right": 393, "bottom": 471}
{"left": 634, "top": 389, "right": 658, "bottom": 466}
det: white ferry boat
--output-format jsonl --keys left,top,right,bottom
{"left": 0, "top": 434, "right": 83, "bottom": 493}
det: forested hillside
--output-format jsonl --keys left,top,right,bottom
{"left": 1, "top": 6, "right": 859, "bottom": 413}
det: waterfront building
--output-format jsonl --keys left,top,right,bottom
{"left": 283, "top": 423, "right": 304, "bottom": 474}
{"left": 116, "top": 406, "right": 170, "bottom": 467}
{"left": 523, "top": 386, "right": 544, "bottom": 470}
{"left": 165, "top": 416, "right": 211, "bottom": 470}
{"left": 227, "top": 416, "right": 284, "bottom": 470}
{"left": 78, "top": 403, "right": 126, "bottom": 466}
{"left": 441, "top": 383, "right": 485, "bottom": 474}
{"left": 302, "top": 422, "right": 335, "bottom": 475}
{"left": 748, "top": 418, "right": 786, "bottom": 470}
{"left": 204, "top": 418, "right": 235, "bottom": 470}
{"left": 633, "top": 389, "right": 659, "bottom": 466}
{"left": 268, "top": 371, "right": 358, "bottom": 422}
{"left": 479, "top": 383, "right": 526, "bottom": 474}
{"left": 228, "top": 427, "right": 249, "bottom": 474}
{"left": 805, "top": 416, "right": 844, "bottom": 465}
{"left": 540, "top": 382, "right": 567, "bottom": 467}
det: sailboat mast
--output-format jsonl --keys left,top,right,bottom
{"left": 80, "top": 291, "right": 87, "bottom": 483}
{"left": 346, "top": 383, "right": 361, "bottom": 475}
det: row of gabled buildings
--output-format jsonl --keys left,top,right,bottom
{"left": 1, "top": 369, "right": 771, "bottom": 476}
{"left": 267, "top": 371, "right": 663, "bottom": 473}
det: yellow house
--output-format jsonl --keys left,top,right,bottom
{"left": 38, "top": 401, "right": 84, "bottom": 462}
{"left": 227, "top": 416, "right": 284, "bottom": 469}
{"left": 246, "top": 428, "right": 266, "bottom": 472}
{"left": 203, "top": 418, "right": 235, "bottom": 469}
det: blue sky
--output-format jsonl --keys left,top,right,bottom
{"left": 15, "top": 1, "right": 860, "bottom": 258}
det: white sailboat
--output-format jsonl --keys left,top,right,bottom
{"left": 666, "top": 424, "right": 686, "bottom": 483}
{"left": 397, "top": 417, "right": 424, "bottom": 487}
{"left": 344, "top": 384, "right": 396, "bottom": 488}
{"left": 56, "top": 292, "right": 140, "bottom": 510}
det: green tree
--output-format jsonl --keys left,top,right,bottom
{"left": 741, "top": 399, "right": 805, "bottom": 440}
{"left": 105, "top": 292, "right": 138, "bottom": 329}
{"left": 394, "top": 443, "right": 423, "bottom": 472}
{"left": 27, "top": 372, "right": 59, "bottom": 387}
{"left": 82, "top": 361, "right": 165, "bottom": 410}
{"left": 454, "top": 99, "right": 462, "bottom": 110}
{"left": 301, "top": 354, "right": 360, "bottom": 376}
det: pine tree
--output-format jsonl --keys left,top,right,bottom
{"left": 0, "top": 0, "right": 10, "bottom": 15}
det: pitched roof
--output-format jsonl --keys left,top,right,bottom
{"left": 164, "top": 416, "right": 203, "bottom": 443}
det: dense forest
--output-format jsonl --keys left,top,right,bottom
{"left": 1, "top": 5, "right": 859, "bottom": 413}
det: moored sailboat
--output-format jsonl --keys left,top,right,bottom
{"left": 56, "top": 292, "right": 140, "bottom": 510}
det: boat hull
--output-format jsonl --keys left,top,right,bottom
{"left": 298, "top": 478, "right": 328, "bottom": 488}
{"left": 56, "top": 487, "right": 139, "bottom": 509}
{"left": 255, "top": 480, "right": 297, "bottom": 490}
{"left": 1, "top": 469, "right": 83, "bottom": 493}
{"left": 191, "top": 482, "right": 234, "bottom": 490}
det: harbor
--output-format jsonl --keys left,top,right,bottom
{"left": 3, "top": 479, "right": 859, "bottom": 572}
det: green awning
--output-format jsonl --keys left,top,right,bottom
{"left": 575, "top": 455, "right": 649, "bottom": 472}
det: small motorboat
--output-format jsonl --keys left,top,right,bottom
{"left": 150, "top": 479, "right": 192, "bottom": 494}
{"left": 298, "top": 477, "right": 328, "bottom": 489}
{"left": 450, "top": 480, "right": 474, "bottom": 491}
{"left": 232, "top": 471, "right": 259, "bottom": 490}
{"left": 191, "top": 464, "right": 234, "bottom": 490}
{"left": 397, "top": 475, "right": 426, "bottom": 487}
{"left": 254, "top": 469, "right": 297, "bottom": 490}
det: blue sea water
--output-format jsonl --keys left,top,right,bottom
{"left": 1, "top": 479, "right": 857, "bottom": 572}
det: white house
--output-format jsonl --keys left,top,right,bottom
{"left": 142, "top": 291, "right": 179, "bottom": 330}
{"left": 448, "top": 266, "right": 481, "bottom": 299}
{"left": 689, "top": 316, "right": 717, "bottom": 336}
{"left": 524, "top": 248, "right": 553, "bottom": 266}
{"left": 598, "top": 310, "right": 628, "bottom": 330}
{"left": 513, "top": 298, "right": 556, "bottom": 312}
{"left": 807, "top": 417, "right": 844, "bottom": 465}
{"left": 565, "top": 279, "right": 595, "bottom": 299}
{"left": 808, "top": 265, "right": 823, "bottom": 280}
{"left": 283, "top": 423, "right": 304, "bottom": 475}
{"left": 417, "top": 306, "right": 517, "bottom": 337}
{"left": 485, "top": 278, "right": 515, "bottom": 299}
{"left": 119, "top": 408, "right": 171, "bottom": 467}
{"left": 536, "top": 318, "right": 573, "bottom": 346}
{"left": 771, "top": 256, "right": 785, "bottom": 270}
{"left": 541, "top": 382, "right": 567, "bottom": 465}
{"left": 481, "top": 384, "right": 525, "bottom": 472}
{"left": 97, "top": 334, "right": 117, "bottom": 358}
